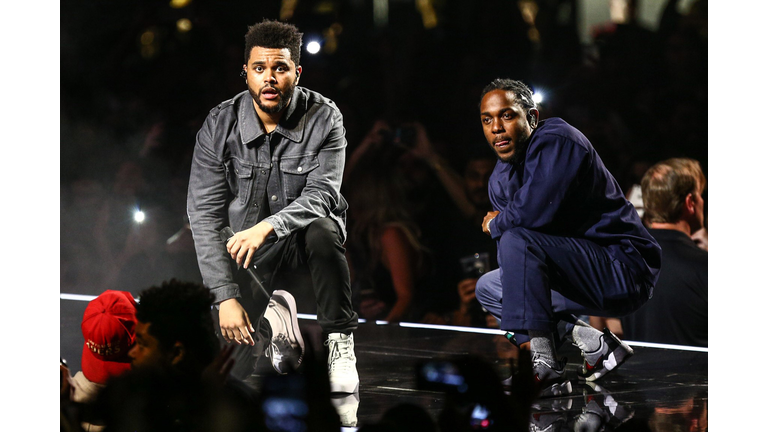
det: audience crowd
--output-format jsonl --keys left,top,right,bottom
{"left": 61, "top": 0, "right": 707, "bottom": 430}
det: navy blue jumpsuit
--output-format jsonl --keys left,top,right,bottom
{"left": 475, "top": 118, "right": 661, "bottom": 343}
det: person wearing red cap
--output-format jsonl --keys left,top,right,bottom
{"left": 64, "top": 290, "right": 137, "bottom": 431}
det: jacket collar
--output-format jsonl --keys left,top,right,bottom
{"left": 238, "top": 87, "right": 307, "bottom": 144}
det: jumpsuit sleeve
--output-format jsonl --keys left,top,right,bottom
{"left": 489, "top": 135, "right": 589, "bottom": 239}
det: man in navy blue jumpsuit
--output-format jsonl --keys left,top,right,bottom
{"left": 474, "top": 79, "right": 661, "bottom": 396}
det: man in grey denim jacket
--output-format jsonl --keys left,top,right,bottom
{"left": 187, "top": 20, "right": 359, "bottom": 394}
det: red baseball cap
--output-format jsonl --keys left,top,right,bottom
{"left": 80, "top": 290, "right": 137, "bottom": 385}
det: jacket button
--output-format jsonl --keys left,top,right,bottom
{"left": 261, "top": 170, "right": 266, "bottom": 175}
{"left": 297, "top": 167, "right": 303, "bottom": 172}
{"left": 271, "top": 195, "right": 278, "bottom": 201}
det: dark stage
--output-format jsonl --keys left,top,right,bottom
{"left": 61, "top": 294, "right": 708, "bottom": 431}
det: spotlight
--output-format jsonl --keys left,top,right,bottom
{"left": 532, "top": 92, "right": 543, "bottom": 105}
{"left": 134, "top": 210, "right": 146, "bottom": 224}
{"left": 306, "top": 41, "right": 321, "bottom": 54}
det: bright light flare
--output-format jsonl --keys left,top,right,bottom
{"left": 306, "top": 41, "right": 321, "bottom": 54}
{"left": 532, "top": 92, "right": 543, "bottom": 104}
{"left": 134, "top": 210, "right": 146, "bottom": 223}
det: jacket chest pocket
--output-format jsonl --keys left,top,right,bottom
{"left": 228, "top": 158, "right": 254, "bottom": 205}
{"left": 280, "top": 155, "right": 320, "bottom": 199}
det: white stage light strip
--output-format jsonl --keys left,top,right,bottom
{"left": 398, "top": 321, "right": 506, "bottom": 335}
{"left": 622, "top": 340, "right": 708, "bottom": 353}
{"left": 60, "top": 294, "right": 707, "bottom": 352}
{"left": 60, "top": 293, "right": 98, "bottom": 302}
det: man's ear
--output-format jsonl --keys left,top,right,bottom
{"left": 684, "top": 193, "right": 696, "bottom": 216}
{"left": 171, "top": 341, "right": 186, "bottom": 366}
{"left": 528, "top": 108, "right": 540, "bottom": 129}
{"left": 295, "top": 65, "right": 302, "bottom": 84}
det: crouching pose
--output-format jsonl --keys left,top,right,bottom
{"left": 474, "top": 79, "right": 661, "bottom": 396}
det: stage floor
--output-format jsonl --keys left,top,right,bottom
{"left": 61, "top": 295, "right": 708, "bottom": 431}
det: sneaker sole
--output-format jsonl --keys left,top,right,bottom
{"left": 582, "top": 330, "right": 633, "bottom": 382}
{"left": 330, "top": 380, "right": 360, "bottom": 394}
{"left": 271, "top": 290, "right": 305, "bottom": 367}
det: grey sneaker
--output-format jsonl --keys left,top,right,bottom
{"left": 325, "top": 333, "right": 359, "bottom": 393}
{"left": 503, "top": 355, "right": 572, "bottom": 398}
{"left": 578, "top": 328, "right": 633, "bottom": 382}
{"left": 263, "top": 290, "right": 304, "bottom": 374}
{"left": 532, "top": 356, "right": 573, "bottom": 398}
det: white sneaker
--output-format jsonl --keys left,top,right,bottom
{"left": 325, "top": 333, "right": 359, "bottom": 393}
{"left": 263, "top": 290, "right": 304, "bottom": 374}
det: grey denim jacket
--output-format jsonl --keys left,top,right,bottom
{"left": 187, "top": 87, "right": 348, "bottom": 303}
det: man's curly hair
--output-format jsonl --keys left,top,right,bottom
{"left": 136, "top": 279, "right": 218, "bottom": 373}
{"left": 244, "top": 19, "right": 303, "bottom": 66}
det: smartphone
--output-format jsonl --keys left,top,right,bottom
{"left": 469, "top": 403, "right": 493, "bottom": 430}
{"left": 416, "top": 360, "right": 496, "bottom": 430}
{"left": 416, "top": 360, "right": 468, "bottom": 394}
{"left": 394, "top": 126, "right": 417, "bottom": 148}
{"left": 260, "top": 374, "right": 308, "bottom": 432}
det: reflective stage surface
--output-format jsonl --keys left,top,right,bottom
{"left": 61, "top": 296, "right": 708, "bottom": 431}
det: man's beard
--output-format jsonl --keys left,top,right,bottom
{"left": 250, "top": 82, "right": 296, "bottom": 114}
{"left": 495, "top": 129, "right": 533, "bottom": 165}
{"left": 508, "top": 137, "right": 530, "bottom": 165}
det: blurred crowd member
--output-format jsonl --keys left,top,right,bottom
{"left": 127, "top": 280, "right": 222, "bottom": 376}
{"left": 621, "top": 158, "right": 707, "bottom": 347}
{"left": 648, "top": 389, "right": 708, "bottom": 432}
{"left": 691, "top": 226, "right": 708, "bottom": 251}
{"left": 91, "top": 280, "right": 261, "bottom": 432}
{"left": 403, "top": 122, "right": 499, "bottom": 326}
{"left": 61, "top": 290, "right": 138, "bottom": 432}
{"left": 474, "top": 79, "right": 660, "bottom": 397}
{"left": 423, "top": 149, "right": 498, "bottom": 328}
{"left": 344, "top": 121, "right": 431, "bottom": 322}
{"left": 186, "top": 19, "right": 359, "bottom": 394}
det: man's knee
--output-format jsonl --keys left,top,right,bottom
{"left": 304, "top": 218, "right": 343, "bottom": 256}
{"left": 499, "top": 226, "right": 544, "bottom": 259}
{"left": 499, "top": 226, "right": 534, "bottom": 244}
{"left": 475, "top": 269, "right": 501, "bottom": 305}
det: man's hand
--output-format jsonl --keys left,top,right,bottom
{"left": 482, "top": 211, "right": 500, "bottom": 235}
{"left": 457, "top": 278, "right": 478, "bottom": 305}
{"left": 218, "top": 298, "right": 255, "bottom": 346}
{"left": 409, "top": 122, "right": 438, "bottom": 161}
{"left": 226, "top": 220, "right": 274, "bottom": 269}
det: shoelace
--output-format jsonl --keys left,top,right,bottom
{"left": 325, "top": 338, "right": 354, "bottom": 372}
{"left": 531, "top": 353, "right": 566, "bottom": 373}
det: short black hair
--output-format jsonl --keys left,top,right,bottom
{"left": 479, "top": 78, "right": 536, "bottom": 111}
{"left": 136, "top": 279, "right": 218, "bottom": 374}
{"left": 244, "top": 19, "right": 303, "bottom": 66}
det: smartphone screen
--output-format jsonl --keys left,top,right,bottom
{"left": 260, "top": 374, "right": 308, "bottom": 432}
